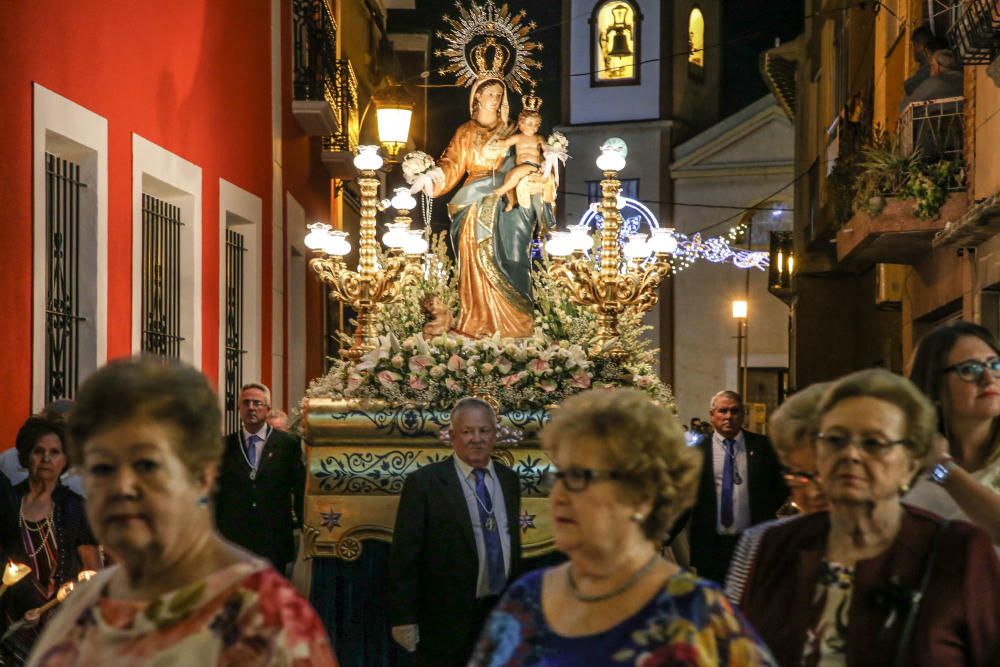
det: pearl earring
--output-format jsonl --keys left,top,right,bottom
{"left": 631, "top": 512, "right": 644, "bottom": 522}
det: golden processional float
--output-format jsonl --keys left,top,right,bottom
{"left": 297, "top": 0, "right": 686, "bottom": 566}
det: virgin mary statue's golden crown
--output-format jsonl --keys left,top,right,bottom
{"left": 436, "top": 0, "right": 541, "bottom": 94}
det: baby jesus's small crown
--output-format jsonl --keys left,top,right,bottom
{"left": 522, "top": 89, "right": 543, "bottom": 113}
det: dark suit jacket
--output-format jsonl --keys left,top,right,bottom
{"left": 215, "top": 428, "right": 305, "bottom": 571}
{"left": 735, "top": 507, "right": 1000, "bottom": 666}
{"left": 388, "top": 457, "right": 522, "bottom": 664}
{"left": 685, "top": 431, "right": 787, "bottom": 584}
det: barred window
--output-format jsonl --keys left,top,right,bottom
{"left": 44, "top": 153, "right": 86, "bottom": 402}
{"left": 224, "top": 227, "right": 247, "bottom": 433}
{"left": 140, "top": 193, "right": 184, "bottom": 358}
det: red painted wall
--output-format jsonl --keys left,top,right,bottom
{"left": 0, "top": 1, "right": 274, "bottom": 444}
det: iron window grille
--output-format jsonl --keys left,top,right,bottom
{"left": 321, "top": 58, "right": 360, "bottom": 154}
{"left": 224, "top": 228, "right": 247, "bottom": 434}
{"left": 899, "top": 96, "right": 965, "bottom": 167}
{"left": 292, "top": 0, "right": 338, "bottom": 108}
{"left": 947, "top": 0, "right": 1000, "bottom": 64}
{"left": 44, "top": 153, "right": 86, "bottom": 403}
{"left": 140, "top": 194, "right": 184, "bottom": 358}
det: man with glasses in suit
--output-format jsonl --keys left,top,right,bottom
{"left": 215, "top": 382, "right": 305, "bottom": 575}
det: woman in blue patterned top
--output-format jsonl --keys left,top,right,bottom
{"left": 469, "top": 388, "right": 777, "bottom": 667}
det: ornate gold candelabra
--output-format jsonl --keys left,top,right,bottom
{"left": 545, "top": 139, "right": 675, "bottom": 359}
{"left": 305, "top": 147, "right": 421, "bottom": 362}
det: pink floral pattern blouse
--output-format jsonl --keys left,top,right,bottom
{"left": 24, "top": 560, "right": 338, "bottom": 667}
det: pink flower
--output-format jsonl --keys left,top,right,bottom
{"left": 635, "top": 374, "right": 654, "bottom": 389}
{"left": 346, "top": 374, "right": 364, "bottom": 392}
{"left": 539, "top": 378, "right": 557, "bottom": 393}
{"left": 502, "top": 371, "right": 527, "bottom": 387}
{"left": 376, "top": 370, "right": 402, "bottom": 388}
{"left": 408, "top": 355, "right": 434, "bottom": 372}
{"left": 447, "top": 354, "right": 465, "bottom": 371}
{"left": 528, "top": 358, "right": 550, "bottom": 374}
{"left": 445, "top": 378, "right": 462, "bottom": 392}
{"left": 569, "top": 370, "right": 592, "bottom": 389}
{"left": 496, "top": 357, "right": 513, "bottom": 374}
{"left": 409, "top": 375, "right": 428, "bottom": 390}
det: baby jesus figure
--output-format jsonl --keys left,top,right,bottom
{"left": 492, "top": 107, "right": 545, "bottom": 212}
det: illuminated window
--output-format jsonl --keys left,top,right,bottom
{"left": 688, "top": 7, "right": 705, "bottom": 72}
{"left": 591, "top": 1, "right": 642, "bottom": 85}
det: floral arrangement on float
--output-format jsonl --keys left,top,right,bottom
{"left": 304, "top": 233, "right": 674, "bottom": 412}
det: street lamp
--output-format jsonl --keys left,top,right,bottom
{"left": 371, "top": 81, "right": 414, "bottom": 163}
{"left": 732, "top": 300, "right": 748, "bottom": 395}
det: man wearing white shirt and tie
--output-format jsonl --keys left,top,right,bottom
{"left": 682, "top": 390, "right": 787, "bottom": 584}
{"left": 215, "top": 382, "right": 305, "bottom": 574}
{"left": 389, "top": 397, "right": 522, "bottom": 667}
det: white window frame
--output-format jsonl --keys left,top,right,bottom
{"left": 219, "top": 179, "right": 263, "bottom": 393}
{"left": 131, "top": 134, "right": 202, "bottom": 365}
{"left": 32, "top": 84, "right": 108, "bottom": 412}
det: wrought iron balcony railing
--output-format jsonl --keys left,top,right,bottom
{"left": 293, "top": 0, "right": 338, "bottom": 108}
{"left": 948, "top": 0, "right": 1000, "bottom": 64}
{"left": 899, "top": 96, "right": 965, "bottom": 165}
{"left": 322, "top": 59, "right": 360, "bottom": 155}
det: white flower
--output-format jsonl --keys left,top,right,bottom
{"left": 546, "top": 131, "right": 569, "bottom": 152}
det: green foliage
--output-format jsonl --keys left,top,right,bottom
{"left": 848, "top": 128, "right": 965, "bottom": 220}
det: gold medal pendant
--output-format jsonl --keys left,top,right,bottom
{"left": 485, "top": 516, "right": 496, "bottom": 532}
{"left": 250, "top": 469, "right": 257, "bottom": 480}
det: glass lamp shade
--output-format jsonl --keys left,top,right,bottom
{"left": 376, "top": 107, "right": 413, "bottom": 149}
{"left": 390, "top": 187, "right": 417, "bottom": 211}
{"left": 382, "top": 222, "right": 411, "bottom": 249}
{"left": 623, "top": 233, "right": 651, "bottom": 260}
{"left": 545, "top": 231, "right": 573, "bottom": 257}
{"left": 402, "top": 229, "right": 429, "bottom": 255}
{"left": 325, "top": 231, "right": 352, "bottom": 257}
{"left": 566, "top": 224, "right": 595, "bottom": 252}
{"left": 595, "top": 150, "right": 626, "bottom": 172}
{"left": 648, "top": 228, "right": 678, "bottom": 254}
{"left": 304, "top": 222, "right": 333, "bottom": 251}
{"left": 732, "top": 300, "right": 748, "bottom": 319}
{"left": 354, "top": 145, "right": 383, "bottom": 171}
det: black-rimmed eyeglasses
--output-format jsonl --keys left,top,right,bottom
{"left": 943, "top": 358, "right": 1000, "bottom": 383}
{"left": 815, "top": 432, "right": 910, "bottom": 456}
{"left": 541, "top": 468, "right": 628, "bottom": 493}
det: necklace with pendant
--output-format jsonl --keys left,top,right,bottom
{"left": 461, "top": 471, "right": 497, "bottom": 532}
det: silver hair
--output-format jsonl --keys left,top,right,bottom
{"left": 709, "top": 390, "right": 743, "bottom": 411}
{"left": 240, "top": 382, "right": 271, "bottom": 407}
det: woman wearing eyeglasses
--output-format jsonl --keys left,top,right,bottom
{"left": 728, "top": 368, "right": 1000, "bottom": 666}
{"left": 906, "top": 320, "right": 1000, "bottom": 543}
{"left": 469, "top": 388, "right": 777, "bottom": 667}
{"left": 768, "top": 382, "right": 830, "bottom": 516}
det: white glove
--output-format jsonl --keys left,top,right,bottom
{"left": 391, "top": 624, "right": 419, "bottom": 653}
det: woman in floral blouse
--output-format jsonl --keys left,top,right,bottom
{"left": 25, "top": 357, "right": 338, "bottom": 667}
{"left": 469, "top": 388, "right": 776, "bottom": 667}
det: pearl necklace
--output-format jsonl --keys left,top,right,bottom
{"left": 566, "top": 553, "right": 660, "bottom": 603}
{"left": 19, "top": 502, "right": 58, "bottom": 559}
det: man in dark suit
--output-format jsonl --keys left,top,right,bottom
{"left": 684, "top": 390, "right": 787, "bottom": 584}
{"left": 389, "top": 397, "right": 522, "bottom": 667}
{"left": 215, "top": 382, "right": 305, "bottom": 574}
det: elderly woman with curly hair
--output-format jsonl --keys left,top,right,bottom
{"left": 24, "top": 357, "right": 337, "bottom": 667}
{"left": 470, "top": 388, "right": 777, "bottom": 666}
{"left": 728, "top": 369, "right": 1000, "bottom": 666}
{"left": 769, "top": 383, "right": 830, "bottom": 516}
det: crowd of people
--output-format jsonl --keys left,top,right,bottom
{"left": 2, "top": 318, "right": 1000, "bottom": 665}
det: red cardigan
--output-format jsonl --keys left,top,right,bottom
{"left": 729, "top": 505, "right": 1000, "bottom": 666}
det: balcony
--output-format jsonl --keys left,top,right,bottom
{"left": 948, "top": 0, "right": 1000, "bottom": 65}
{"left": 292, "top": 0, "right": 340, "bottom": 135}
{"left": 321, "top": 59, "right": 360, "bottom": 180}
{"left": 899, "top": 96, "right": 964, "bottom": 163}
{"left": 836, "top": 192, "right": 969, "bottom": 265}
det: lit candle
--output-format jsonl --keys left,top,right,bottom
{"left": 24, "top": 580, "right": 74, "bottom": 621}
{"left": 77, "top": 570, "right": 97, "bottom": 583}
{"left": 0, "top": 561, "right": 31, "bottom": 598}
